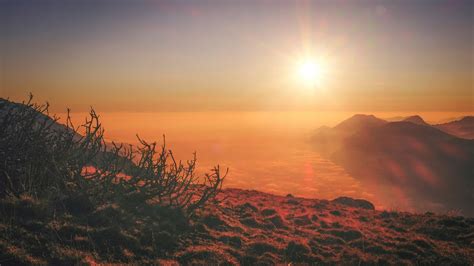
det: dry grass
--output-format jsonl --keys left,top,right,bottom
{"left": 3, "top": 188, "right": 472, "bottom": 264}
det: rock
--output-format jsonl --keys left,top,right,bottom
{"left": 331, "top": 197, "right": 375, "bottom": 210}
{"left": 266, "top": 215, "right": 286, "bottom": 228}
{"left": 261, "top": 208, "right": 277, "bottom": 216}
{"left": 286, "top": 199, "right": 299, "bottom": 205}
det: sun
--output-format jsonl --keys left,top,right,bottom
{"left": 296, "top": 59, "right": 325, "bottom": 87}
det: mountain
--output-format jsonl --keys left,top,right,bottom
{"left": 385, "top": 115, "right": 430, "bottom": 126}
{"left": 435, "top": 116, "right": 474, "bottom": 139}
{"left": 402, "top": 115, "right": 430, "bottom": 126}
{"left": 434, "top": 116, "right": 467, "bottom": 124}
{"left": 384, "top": 116, "right": 406, "bottom": 122}
{"left": 380, "top": 115, "right": 474, "bottom": 139}
{"left": 311, "top": 114, "right": 387, "bottom": 156}
{"left": 333, "top": 114, "right": 387, "bottom": 131}
{"left": 311, "top": 115, "right": 474, "bottom": 216}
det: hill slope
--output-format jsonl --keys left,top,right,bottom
{"left": 0, "top": 98, "right": 75, "bottom": 137}
{"left": 1, "top": 189, "right": 473, "bottom": 264}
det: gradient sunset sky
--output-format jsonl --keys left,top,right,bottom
{"left": 1, "top": 0, "right": 472, "bottom": 112}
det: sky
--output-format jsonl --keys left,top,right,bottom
{"left": 0, "top": 0, "right": 472, "bottom": 113}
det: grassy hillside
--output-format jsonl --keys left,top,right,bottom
{"left": 1, "top": 189, "right": 473, "bottom": 264}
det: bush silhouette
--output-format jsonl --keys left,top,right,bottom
{"left": 0, "top": 94, "right": 226, "bottom": 217}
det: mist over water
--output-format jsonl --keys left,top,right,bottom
{"left": 60, "top": 111, "right": 471, "bottom": 211}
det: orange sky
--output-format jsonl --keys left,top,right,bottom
{"left": 1, "top": 0, "right": 472, "bottom": 113}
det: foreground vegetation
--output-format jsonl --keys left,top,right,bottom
{"left": 0, "top": 96, "right": 225, "bottom": 264}
{"left": 1, "top": 187, "right": 473, "bottom": 264}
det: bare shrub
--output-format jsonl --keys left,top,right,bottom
{"left": 0, "top": 95, "right": 226, "bottom": 216}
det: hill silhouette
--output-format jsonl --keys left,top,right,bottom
{"left": 311, "top": 114, "right": 387, "bottom": 156}
{"left": 334, "top": 114, "right": 387, "bottom": 131}
{"left": 312, "top": 115, "right": 474, "bottom": 216}
{"left": 381, "top": 114, "right": 473, "bottom": 139}
{"left": 435, "top": 116, "right": 474, "bottom": 139}
{"left": 0, "top": 97, "right": 78, "bottom": 138}
{"left": 402, "top": 115, "right": 431, "bottom": 126}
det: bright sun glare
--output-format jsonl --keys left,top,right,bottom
{"left": 297, "top": 59, "right": 324, "bottom": 87}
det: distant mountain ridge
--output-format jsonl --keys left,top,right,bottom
{"left": 402, "top": 115, "right": 430, "bottom": 126}
{"left": 381, "top": 114, "right": 473, "bottom": 139}
{"left": 310, "top": 114, "right": 387, "bottom": 156}
{"left": 434, "top": 116, "right": 474, "bottom": 140}
{"left": 311, "top": 114, "right": 474, "bottom": 216}
{"left": 334, "top": 114, "right": 387, "bottom": 131}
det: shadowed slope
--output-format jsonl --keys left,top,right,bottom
{"left": 332, "top": 122, "right": 474, "bottom": 215}
{"left": 435, "top": 116, "right": 474, "bottom": 139}
{"left": 312, "top": 115, "right": 474, "bottom": 215}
